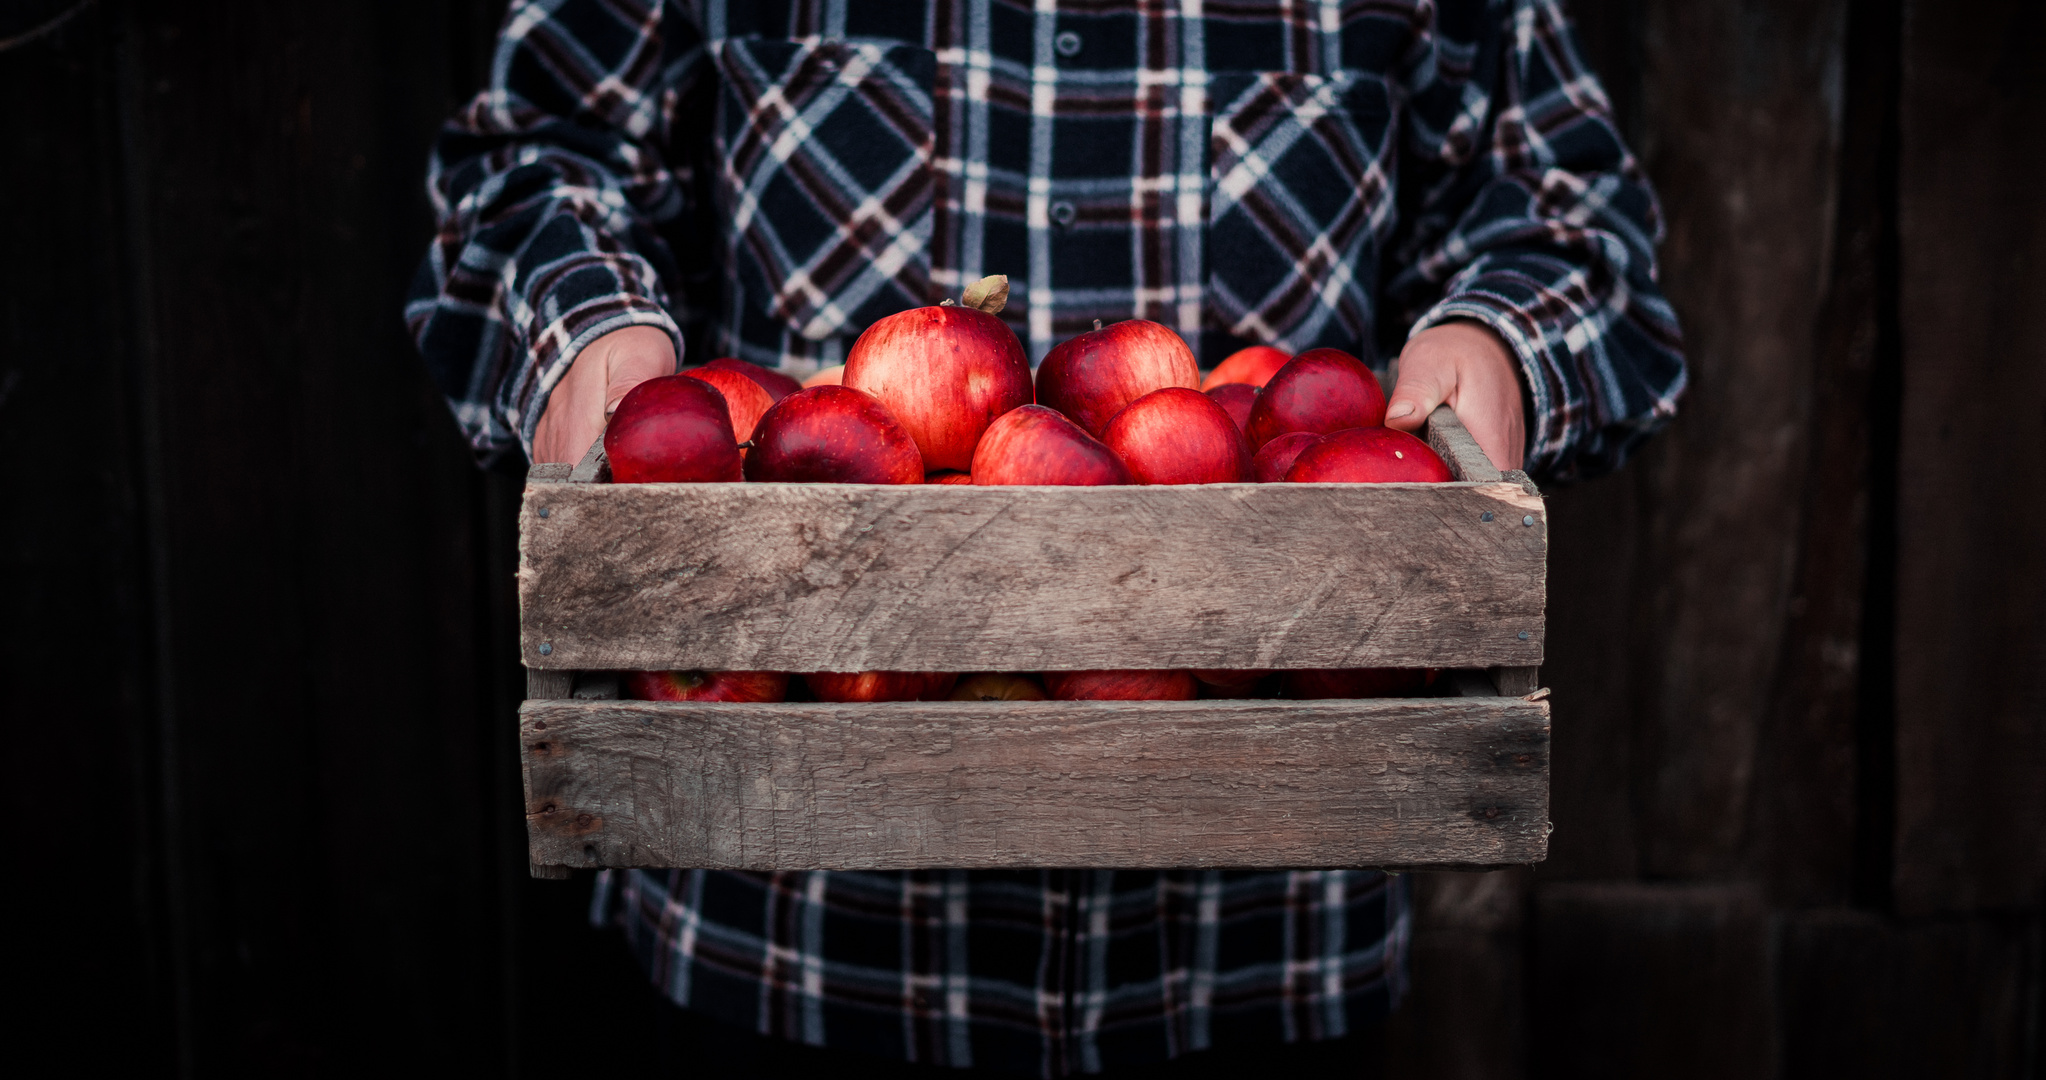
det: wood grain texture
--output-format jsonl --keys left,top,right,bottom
{"left": 520, "top": 697, "right": 1551, "bottom": 870}
{"left": 519, "top": 481, "right": 1546, "bottom": 672}
{"left": 1891, "top": 0, "right": 2046, "bottom": 915}
{"left": 1491, "top": 666, "right": 1541, "bottom": 697}
{"left": 1626, "top": 0, "right": 1848, "bottom": 879}
{"left": 1424, "top": 405, "right": 1502, "bottom": 483}
{"left": 1531, "top": 882, "right": 1774, "bottom": 1080}
{"left": 528, "top": 462, "right": 572, "bottom": 482}
{"left": 567, "top": 436, "right": 608, "bottom": 483}
{"left": 526, "top": 668, "right": 574, "bottom": 701}
{"left": 1385, "top": 868, "right": 1533, "bottom": 1079}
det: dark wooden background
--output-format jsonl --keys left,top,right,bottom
{"left": 5, "top": 0, "right": 2040, "bottom": 1075}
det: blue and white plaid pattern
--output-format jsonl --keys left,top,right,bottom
{"left": 597, "top": 867, "right": 1408, "bottom": 1077}
{"left": 408, "top": 0, "right": 1685, "bottom": 481}
{"left": 714, "top": 35, "right": 937, "bottom": 339}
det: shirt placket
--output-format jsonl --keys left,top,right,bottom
{"left": 1026, "top": 2, "right": 1060, "bottom": 359}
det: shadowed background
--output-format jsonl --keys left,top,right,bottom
{"left": 4, "top": 0, "right": 2040, "bottom": 1075}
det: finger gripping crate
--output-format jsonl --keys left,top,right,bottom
{"left": 518, "top": 407, "right": 1549, "bottom": 877}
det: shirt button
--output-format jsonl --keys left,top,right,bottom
{"left": 1055, "top": 30, "right": 1082, "bottom": 57}
{"left": 1050, "top": 201, "right": 1077, "bottom": 227}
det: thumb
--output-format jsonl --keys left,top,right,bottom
{"left": 599, "top": 327, "right": 681, "bottom": 416}
{"left": 1385, "top": 350, "right": 1456, "bottom": 432}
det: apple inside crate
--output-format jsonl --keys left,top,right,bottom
{"left": 518, "top": 407, "right": 1547, "bottom": 877}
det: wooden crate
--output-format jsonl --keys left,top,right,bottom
{"left": 519, "top": 407, "right": 1549, "bottom": 877}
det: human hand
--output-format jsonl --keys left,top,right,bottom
{"left": 1384, "top": 320, "right": 1526, "bottom": 471}
{"left": 532, "top": 325, "right": 678, "bottom": 464}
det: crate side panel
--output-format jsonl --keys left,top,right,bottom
{"left": 520, "top": 482, "right": 1546, "bottom": 671}
{"left": 521, "top": 697, "right": 1551, "bottom": 870}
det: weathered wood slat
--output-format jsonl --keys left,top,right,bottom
{"left": 567, "top": 436, "right": 609, "bottom": 484}
{"left": 1424, "top": 405, "right": 1503, "bottom": 483}
{"left": 524, "top": 663, "right": 577, "bottom": 878}
{"left": 1491, "top": 666, "right": 1541, "bottom": 697}
{"left": 525, "top": 668, "right": 574, "bottom": 701}
{"left": 519, "top": 481, "right": 1546, "bottom": 671}
{"left": 520, "top": 696, "right": 1551, "bottom": 870}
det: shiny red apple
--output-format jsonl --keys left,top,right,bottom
{"left": 1034, "top": 319, "right": 1200, "bottom": 436}
{"left": 704, "top": 356, "right": 802, "bottom": 402}
{"left": 744, "top": 386, "right": 925, "bottom": 484}
{"left": 971, "top": 404, "right": 1132, "bottom": 486}
{"left": 624, "top": 670, "right": 789, "bottom": 702}
{"left": 1101, "top": 387, "right": 1251, "bottom": 485}
{"left": 1282, "top": 668, "right": 1435, "bottom": 699}
{"left": 1044, "top": 669, "right": 1198, "bottom": 701}
{"left": 603, "top": 375, "right": 743, "bottom": 483}
{"left": 1200, "top": 345, "right": 1290, "bottom": 390}
{"left": 804, "top": 365, "right": 846, "bottom": 388}
{"left": 680, "top": 365, "right": 775, "bottom": 444}
{"left": 1284, "top": 426, "right": 1452, "bottom": 483}
{"left": 804, "top": 671, "right": 958, "bottom": 702}
{"left": 844, "top": 305, "right": 1033, "bottom": 472}
{"left": 927, "top": 470, "right": 975, "bottom": 485}
{"left": 948, "top": 673, "right": 1048, "bottom": 701}
{"left": 1205, "top": 383, "right": 1258, "bottom": 433}
{"left": 1243, "top": 347, "right": 1387, "bottom": 451}
{"left": 1251, "top": 431, "right": 1320, "bottom": 482}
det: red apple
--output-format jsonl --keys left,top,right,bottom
{"left": 927, "top": 470, "right": 976, "bottom": 485}
{"left": 1243, "top": 347, "right": 1387, "bottom": 451}
{"left": 804, "top": 365, "right": 846, "bottom": 388}
{"left": 624, "top": 670, "right": 789, "bottom": 702}
{"left": 1044, "top": 669, "right": 1198, "bottom": 701}
{"left": 680, "top": 365, "right": 775, "bottom": 443}
{"left": 603, "top": 375, "right": 743, "bottom": 483}
{"left": 804, "top": 671, "right": 958, "bottom": 702}
{"left": 1282, "top": 668, "right": 1435, "bottom": 699}
{"left": 1034, "top": 319, "right": 1200, "bottom": 436}
{"left": 704, "top": 356, "right": 802, "bottom": 402}
{"left": 1205, "top": 383, "right": 1258, "bottom": 433}
{"left": 1101, "top": 387, "right": 1252, "bottom": 485}
{"left": 971, "top": 404, "right": 1132, "bottom": 486}
{"left": 1284, "top": 426, "right": 1453, "bottom": 483}
{"left": 948, "top": 673, "right": 1048, "bottom": 701}
{"left": 744, "top": 386, "right": 925, "bottom": 484}
{"left": 844, "top": 305, "right": 1033, "bottom": 472}
{"left": 1200, "top": 345, "right": 1290, "bottom": 390}
{"left": 1251, "top": 431, "right": 1320, "bottom": 483}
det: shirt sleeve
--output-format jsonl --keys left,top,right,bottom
{"left": 405, "top": 0, "right": 705, "bottom": 467}
{"left": 1386, "top": 0, "right": 1687, "bottom": 483}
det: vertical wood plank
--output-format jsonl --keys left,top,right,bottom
{"left": 1892, "top": 0, "right": 2046, "bottom": 915}
{"left": 1424, "top": 405, "right": 1502, "bottom": 483}
{"left": 1743, "top": 0, "right": 1903, "bottom": 908}
{"left": 1384, "top": 870, "right": 1531, "bottom": 1080}
{"left": 1531, "top": 883, "right": 1774, "bottom": 1080}
{"left": 1626, "top": 0, "right": 1848, "bottom": 879}
{"left": 1777, "top": 910, "right": 2039, "bottom": 1076}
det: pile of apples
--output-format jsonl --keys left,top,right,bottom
{"left": 602, "top": 276, "right": 1448, "bottom": 705}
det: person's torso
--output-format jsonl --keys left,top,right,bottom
{"left": 672, "top": 0, "right": 1489, "bottom": 373}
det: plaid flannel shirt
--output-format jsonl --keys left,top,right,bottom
{"left": 411, "top": 1, "right": 1684, "bottom": 1075}
{"left": 408, "top": 0, "right": 1684, "bottom": 483}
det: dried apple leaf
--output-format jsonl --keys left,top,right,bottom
{"left": 960, "top": 275, "right": 1009, "bottom": 314}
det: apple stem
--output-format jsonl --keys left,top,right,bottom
{"left": 939, "top": 298, "right": 956, "bottom": 306}
{"left": 736, "top": 439, "right": 755, "bottom": 450}
{"left": 1093, "top": 319, "right": 1103, "bottom": 331}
